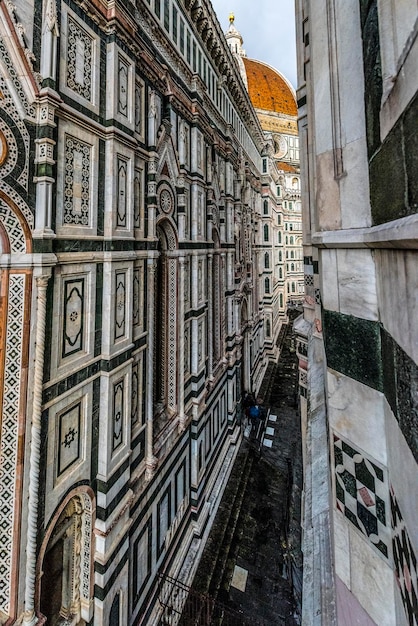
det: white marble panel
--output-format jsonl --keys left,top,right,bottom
{"left": 55, "top": 119, "right": 99, "bottom": 238}
{"left": 336, "top": 249, "right": 379, "bottom": 321}
{"left": 333, "top": 511, "right": 351, "bottom": 588}
{"left": 349, "top": 526, "right": 396, "bottom": 626}
{"left": 45, "top": 383, "right": 92, "bottom": 523}
{"left": 327, "top": 371, "right": 387, "bottom": 466}
{"left": 375, "top": 249, "right": 418, "bottom": 364}
{"left": 98, "top": 365, "right": 132, "bottom": 481}
{"left": 336, "top": 1, "right": 367, "bottom": 147}
{"left": 320, "top": 248, "right": 339, "bottom": 312}
{"left": 340, "top": 138, "right": 371, "bottom": 229}
{"left": 265, "top": 427, "right": 275, "bottom": 436}
{"left": 59, "top": 6, "right": 100, "bottom": 114}
{"left": 231, "top": 565, "right": 248, "bottom": 592}
{"left": 263, "top": 439, "right": 272, "bottom": 448}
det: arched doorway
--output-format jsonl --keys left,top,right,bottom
{"left": 39, "top": 491, "right": 93, "bottom": 625}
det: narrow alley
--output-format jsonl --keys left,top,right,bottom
{"left": 186, "top": 310, "right": 303, "bottom": 625}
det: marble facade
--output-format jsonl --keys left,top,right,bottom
{"left": 0, "top": 0, "right": 281, "bottom": 624}
{"left": 295, "top": 1, "right": 418, "bottom": 625}
{"left": 225, "top": 15, "right": 304, "bottom": 362}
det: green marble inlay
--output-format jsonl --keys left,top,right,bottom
{"left": 323, "top": 310, "right": 383, "bottom": 392}
{"left": 356, "top": 459, "right": 375, "bottom": 492}
{"left": 341, "top": 440, "right": 357, "bottom": 459}
{"left": 376, "top": 495, "right": 386, "bottom": 525}
{"left": 340, "top": 469, "right": 357, "bottom": 499}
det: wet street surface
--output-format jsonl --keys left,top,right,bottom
{"left": 190, "top": 313, "right": 303, "bottom": 625}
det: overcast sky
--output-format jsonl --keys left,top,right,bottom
{"left": 210, "top": 0, "right": 297, "bottom": 89}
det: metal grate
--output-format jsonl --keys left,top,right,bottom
{"left": 157, "top": 573, "right": 265, "bottom": 626}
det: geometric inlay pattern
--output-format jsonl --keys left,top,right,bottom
{"left": 390, "top": 486, "right": 418, "bottom": 626}
{"left": 131, "top": 361, "right": 138, "bottom": 425}
{"left": 0, "top": 274, "right": 25, "bottom": 613}
{"left": 114, "top": 271, "right": 126, "bottom": 340}
{"left": 160, "top": 189, "right": 173, "bottom": 215}
{"left": 116, "top": 157, "right": 127, "bottom": 228}
{"left": 112, "top": 378, "right": 124, "bottom": 451}
{"left": 80, "top": 492, "right": 92, "bottom": 604}
{"left": 62, "top": 277, "right": 85, "bottom": 357}
{"left": 334, "top": 434, "right": 390, "bottom": 560}
{"left": 167, "top": 257, "right": 177, "bottom": 409}
{"left": 0, "top": 198, "right": 27, "bottom": 253}
{"left": 63, "top": 134, "right": 91, "bottom": 226}
{"left": 66, "top": 17, "right": 93, "bottom": 101}
{"left": 0, "top": 35, "right": 36, "bottom": 120}
{"left": 57, "top": 402, "right": 81, "bottom": 476}
{"left": 135, "top": 81, "right": 143, "bottom": 135}
{"left": 0, "top": 120, "right": 17, "bottom": 178}
{"left": 134, "top": 170, "right": 142, "bottom": 229}
{"left": 133, "top": 267, "right": 140, "bottom": 328}
{"left": 118, "top": 55, "right": 128, "bottom": 117}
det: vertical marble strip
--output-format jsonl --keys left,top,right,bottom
{"left": 207, "top": 253, "right": 213, "bottom": 380}
{"left": 0, "top": 274, "right": 24, "bottom": 615}
{"left": 145, "top": 259, "right": 157, "bottom": 480}
{"left": 177, "top": 257, "right": 185, "bottom": 429}
{"left": 167, "top": 256, "right": 177, "bottom": 412}
{"left": 23, "top": 274, "right": 50, "bottom": 625}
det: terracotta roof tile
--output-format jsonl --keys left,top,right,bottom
{"left": 243, "top": 58, "right": 297, "bottom": 116}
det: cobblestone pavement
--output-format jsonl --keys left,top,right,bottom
{"left": 190, "top": 313, "right": 303, "bottom": 625}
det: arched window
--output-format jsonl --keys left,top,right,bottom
{"left": 266, "top": 318, "right": 271, "bottom": 337}
{"left": 277, "top": 214, "right": 281, "bottom": 225}
{"left": 265, "top": 277, "right": 270, "bottom": 294}
{"left": 263, "top": 199, "right": 269, "bottom": 214}
{"left": 278, "top": 232, "right": 282, "bottom": 244}
{"left": 291, "top": 263, "right": 295, "bottom": 272}
{"left": 279, "top": 267, "right": 283, "bottom": 279}
{"left": 291, "top": 250, "right": 295, "bottom": 259}
{"left": 292, "top": 282, "right": 296, "bottom": 293}
{"left": 263, "top": 224, "right": 269, "bottom": 242}
{"left": 279, "top": 293, "right": 283, "bottom": 308}
{"left": 285, "top": 236, "right": 288, "bottom": 245}
{"left": 278, "top": 251, "right": 282, "bottom": 261}
{"left": 264, "top": 252, "right": 270, "bottom": 268}
{"left": 292, "top": 177, "right": 299, "bottom": 189}
{"left": 290, "top": 236, "right": 294, "bottom": 245}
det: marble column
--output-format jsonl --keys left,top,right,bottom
{"left": 23, "top": 274, "right": 50, "bottom": 626}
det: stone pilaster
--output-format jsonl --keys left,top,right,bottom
{"left": 145, "top": 258, "right": 158, "bottom": 481}
{"left": 23, "top": 274, "right": 50, "bottom": 626}
{"left": 177, "top": 256, "right": 186, "bottom": 430}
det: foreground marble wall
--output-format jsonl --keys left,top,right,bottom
{"left": 296, "top": 0, "right": 418, "bottom": 624}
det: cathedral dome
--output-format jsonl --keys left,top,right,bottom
{"left": 242, "top": 57, "right": 297, "bottom": 117}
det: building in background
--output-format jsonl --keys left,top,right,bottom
{"left": 0, "top": 0, "right": 279, "bottom": 623}
{"left": 295, "top": 1, "right": 418, "bottom": 625}
{"left": 226, "top": 15, "right": 303, "bottom": 360}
